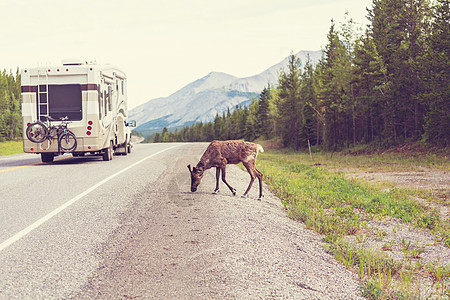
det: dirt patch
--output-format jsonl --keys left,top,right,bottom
{"left": 347, "top": 169, "right": 450, "bottom": 193}
{"left": 336, "top": 163, "right": 450, "bottom": 297}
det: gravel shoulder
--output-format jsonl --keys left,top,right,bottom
{"left": 344, "top": 168, "right": 450, "bottom": 266}
{"left": 73, "top": 143, "right": 363, "bottom": 299}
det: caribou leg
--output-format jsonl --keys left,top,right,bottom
{"left": 242, "top": 162, "right": 256, "bottom": 198}
{"left": 213, "top": 167, "right": 220, "bottom": 194}
{"left": 220, "top": 166, "right": 236, "bottom": 196}
{"left": 256, "top": 167, "right": 263, "bottom": 200}
{"left": 242, "top": 161, "right": 263, "bottom": 200}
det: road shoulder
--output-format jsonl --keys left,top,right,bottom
{"left": 73, "top": 143, "right": 363, "bottom": 299}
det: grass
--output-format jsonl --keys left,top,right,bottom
{"left": 294, "top": 145, "right": 450, "bottom": 172}
{"left": 259, "top": 152, "right": 436, "bottom": 237}
{"left": 257, "top": 148, "right": 449, "bottom": 299}
{"left": 0, "top": 140, "right": 23, "bottom": 156}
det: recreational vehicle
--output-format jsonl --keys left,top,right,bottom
{"left": 21, "top": 60, "right": 135, "bottom": 162}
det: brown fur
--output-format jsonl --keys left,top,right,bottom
{"left": 187, "top": 140, "right": 264, "bottom": 200}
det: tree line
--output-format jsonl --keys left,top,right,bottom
{"left": 152, "top": 0, "right": 449, "bottom": 149}
{"left": 0, "top": 69, "right": 21, "bottom": 142}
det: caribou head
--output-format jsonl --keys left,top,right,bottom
{"left": 187, "top": 164, "right": 205, "bottom": 192}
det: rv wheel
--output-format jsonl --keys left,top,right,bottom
{"left": 41, "top": 153, "right": 54, "bottom": 163}
{"left": 102, "top": 142, "right": 113, "bottom": 161}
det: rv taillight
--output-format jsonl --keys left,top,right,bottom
{"left": 30, "top": 148, "right": 34, "bottom": 151}
{"left": 27, "top": 123, "right": 31, "bottom": 126}
{"left": 86, "top": 131, "right": 91, "bottom": 136}
{"left": 88, "top": 121, "right": 93, "bottom": 125}
{"left": 87, "top": 126, "right": 92, "bottom": 130}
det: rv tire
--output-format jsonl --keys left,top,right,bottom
{"left": 41, "top": 153, "right": 54, "bottom": 163}
{"left": 103, "top": 142, "right": 113, "bottom": 161}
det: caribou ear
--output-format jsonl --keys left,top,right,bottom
{"left": 187, "top": 164, "right": 192, "bottom": 173}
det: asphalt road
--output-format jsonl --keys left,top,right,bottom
{"left": 0, "top": 143, "right": 363, "bottom": 299}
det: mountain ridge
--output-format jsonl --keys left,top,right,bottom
{"left": 130, "top": 50, "right": 322, "bottom": 136}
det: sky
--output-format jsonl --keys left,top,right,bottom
{"left": 1, "top": 0, "right": 372, "bottom": 109}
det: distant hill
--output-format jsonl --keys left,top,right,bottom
{"left": 130, "top": 50, "right": 322, "bottom": 136}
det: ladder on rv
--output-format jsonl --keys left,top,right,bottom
{"left": 37, "top": 69, "right": 49, "bottom": 121}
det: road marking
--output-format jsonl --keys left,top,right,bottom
{"left": 0, "top": 144, "right": 182, "bottom": 253}
{"left": 0, "top": 156, "right": 71, "bottom": 173}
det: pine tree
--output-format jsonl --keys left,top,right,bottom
{"left": 353, "top": 30, "right": 390, "bottom": 144}
{"left": 244, "top": 96, "right": 259, "bottom": 141}
{"left": 213, "top": 113, "right": 223, "bottom": 140}
{"left": 420, "top": 0, "right": 450, "bottom": 145}
{"left": 255, "top": 85, "right": 271, "bottom": 138}
{"left": 316, "top": 21, "right": 350, "bottom": 150}
{"left": 299, "top": 55, "right": 316, "bottom": 146}
{"left": 368, "top": 0, "right": 430, "bottom": 141}
{"left": 276, "top": 54, "right": 303, "bottom": 150}
{"left": 161, "top": 127, "right": 169, "bottom": 142}
{"left": 238, "top": 106, "right": 249, "bottom": 140}
{"left": 229, "top": 106, "right": 241, "bottom": 139}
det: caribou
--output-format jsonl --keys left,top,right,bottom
{"left": 187, "top": 140, "right": 264, "bottom": 200}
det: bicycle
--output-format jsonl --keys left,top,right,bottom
{"left": 26, "top": 116, "right": 77, "bottom": 153}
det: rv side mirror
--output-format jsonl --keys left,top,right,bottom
{"left": 127, "top": 120, "right": 136, "bottom": 127}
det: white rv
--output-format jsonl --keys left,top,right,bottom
{"left": 21, "top": 60, "right": 135, "bottom": 162}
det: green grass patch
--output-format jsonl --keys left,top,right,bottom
{"left": 0, "top": 140, "right": 23, "bottom": 156}
{"left": 270, "top": 147, "right": 450, "bottom": 172}
{"left": 259, "top": 152, "right": 429, "bottom": 235}
{"left": 257, "top": 150, "right": 450, "bottom": 298}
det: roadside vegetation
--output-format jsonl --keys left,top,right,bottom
{"left": 0, "top": 140, "right": 23, "bottom": 156}
{"left": 257, "top": 144, "right": 449, "bottom": 299}
{"left": 0, "top": 69, "right": 21, "bottom": 142}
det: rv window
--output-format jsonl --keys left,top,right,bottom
{"left": 38, "top": 84, "right": 82, "bottom": 120}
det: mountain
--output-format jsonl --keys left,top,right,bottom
{"left": 130, "top": 50, "right": 322, "bottom": 136}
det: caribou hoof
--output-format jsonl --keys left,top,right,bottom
{"left": 232, "top": 188, "right": 237, "bottom": 196}
{"left": 212, "top": 189, "right": 220, "bottom": 195}
{"left": 241, "top": 194, "right": 247, "bottom": 199}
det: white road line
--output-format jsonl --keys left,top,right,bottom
{"left": 0, "top": 144, "right": 182, "bottom": 253}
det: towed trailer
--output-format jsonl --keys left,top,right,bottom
{"left": 21, "top": 60, "right": 136, "bottom": 162}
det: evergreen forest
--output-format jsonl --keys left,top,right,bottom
{"left": 151, "top": 0, "right": 449, "bottom": 149}
{"left": 0, "top": 69, "right": 21, "bottom": 142}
